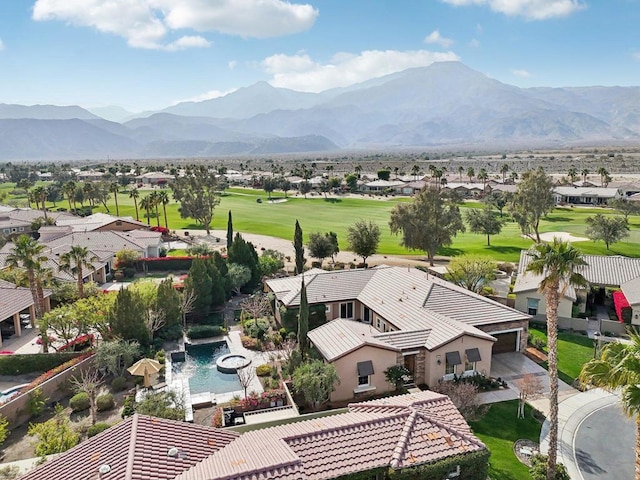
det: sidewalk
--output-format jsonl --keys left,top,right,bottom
{"left": 539, "top": 388, "right": 618, "bottom": 480}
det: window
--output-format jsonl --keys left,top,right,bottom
{"left": 465, "top": 348, "right": 481, "bottom": 372}
{"left": 325, "top": 304, "right": 331, "bottom": 316}
{"left": 358, "top": 375, "right": 370, "bottom": 386}
{"left": 447, "top": 465, "right": 461, "bottom": 478}
{"left": 363, "top": 306, "right": 372, "bottom": 324}
{"left": 527, "top": 298, "right": 539, "bottom": 316}
{"left": 340, "top": 302, "right": 354, "bottom": 319}
{"left": 2, "top": 229, "right": 8, "bottom": 234}
{"left": 445, "top": 352, "right": 462, "bottom": 376}
{"left": 356, "top": 361, "right": 374, "bottom": 391}
{"left": 376, "top": 317, "right": 381, "bottom": 329}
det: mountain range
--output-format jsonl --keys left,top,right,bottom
{"left": 3, "top": 61, "right": 640, "bottom": 160}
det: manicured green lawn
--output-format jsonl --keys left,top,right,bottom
{"left": 6, "top": 182, "right": 640, "bottom": 263}
{"left": 469, "top": 400, "right": 542, "bottom": 480}
{"left": 529, "top": 327, "right": 594, "bottom": 384}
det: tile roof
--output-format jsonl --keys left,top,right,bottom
{"left": 621, "top": 277, "right": 640, "bottom": 306}
{"left": 55, "top": 213, "right": 147, "bottom": 231}
{"left": 0, "top": 280, "right": 51, "bottom": 321}
{"left": 19, "top": 414, "right": 239, "bottom": 480}
{"left": 307, "top": 319, "right": 399, "bottom": 361}
{"left": 553, "top": 186, "right": 620, "bottom": 198}
{"left": 269, "top": 266, "right": 525, "bottom": 351}
{"left": 515, "top": 250, "right": 640, "bottom": 296}
{"left": 177, "top": 390, "right": 485, "bottom": 480}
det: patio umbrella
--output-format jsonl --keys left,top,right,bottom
{"left": 127, "top": 358, "right": 162, "bottom": 388}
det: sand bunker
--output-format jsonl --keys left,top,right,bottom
{"left": 524, "top": 231, "right": 589, "bottom": 243}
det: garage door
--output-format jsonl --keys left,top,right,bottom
{"left": 493, "top": 332, "right": 518, "bottom": 353}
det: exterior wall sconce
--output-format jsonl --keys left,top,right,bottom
{"left": 436, "top": 355, "right": 442, "bottom": 365}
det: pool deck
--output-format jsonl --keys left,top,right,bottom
{"left": 167, "top": 329, "right": 272, "bottom": 420}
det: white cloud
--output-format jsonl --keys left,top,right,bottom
{"left": 0, "top": 38, "right": 4, "bottom": 51}
{"left": 511, "top": 69, "right": 531, "bottom": 77}
{"left": 165, "top": 35, "right": 210, "bottom": 51}
{"left": 424, "top": 30, "right": 454, "bottom": 48}
{"left": 32, "top": 0, "right": 318, "bottom": 49}
{"left": 263, "top": 49, "right": 460, "bottom": 92}
{"left": 228, "top": 60, "right": 237, "bottom": 70}
{"left": 440, "top": 0, "right": 585, "bottom": 20}
{"left": 172, "top": 88, "right": 236, "bottom": 104}
{"left": 468, "top": 38, "right": 480, "bottom": 48}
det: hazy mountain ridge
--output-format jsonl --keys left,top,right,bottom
{"left": 3, "top": 61, "right": 640, "bottom": 159}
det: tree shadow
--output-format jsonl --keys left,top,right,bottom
{"left": 544, "top": 216, "right": 572, "bottom": 223}
{"left": 575, "top": 448, "right": 606, "bottom": 475}
{"left": 323, "top": 198, "right": 342, "bottom": 204}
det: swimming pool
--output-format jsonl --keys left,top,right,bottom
{"left": 0, "top": 384, "right": 29, "bottom": 403}
{"left": 172, "top": 342, "right": 242, "bottom": 395}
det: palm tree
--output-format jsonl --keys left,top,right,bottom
{"left": 597, "top": 166, "right": 609, "bottom": 187}
{"left": 17, "top": 179, "right": 33, "bottom": 208}
{"left": 500, "top": 163, "right": 510, "bottom": 182}
{"left": 63, "top": 180, "right": 76, "bottom": 212}
{"left": 355, "top": 164, "right": 363, "bottom": 178}
{"left": 580, "top": 330, "right": 640, "bottom": 480}
{"left": 110, "top": 182, "right": 120, "bottom": 216}
{"left": 526, "top": 239, "right": 587, "bottom": 480}
{"left": 467, "top": 167, "right": 475, "bottom": 183}
{"left": 6, "top": 235, "right": 48, "bottom": 320}
{"left": 410, "top": 164, "right": 420, "bottom": 181}
{"left": 157, "top": 190, "right": 170, "bottom": 230}
{"left": 477, "top": 168, "right": 488, "bottom": 192}
{"left": 59, "top": 245, "right": 98, "bottom": 299}
{"left": 140, "top": 195, "right": 152, "bottom": 226}
{"left": 581, "top": 168, "right": 590, "bottom": 183}
{"left": 150, "top": 191, "right": 161, "bottom": 228}
{"left": 458, "top": 166, "right": 464, "bottom": 182}
{"left": 567, "top": 167, "right": 578, "bottom": 184}
{"left": 129, "top": 187, "right": 140, "bottom": 221}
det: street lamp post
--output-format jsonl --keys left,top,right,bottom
{"left": 593, "top": 331, "right": 601, "bottom": 359}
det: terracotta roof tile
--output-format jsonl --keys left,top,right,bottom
{"left": 19, "top": 414, "right": 238, "bottom": 480}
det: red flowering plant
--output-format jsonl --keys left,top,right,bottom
{"left": 18, "top": 352, "right": 94, "bottom": 397}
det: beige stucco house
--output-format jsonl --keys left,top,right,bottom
{"left": 514, "top": 251, "right": 640, "bottom": 325}
{"left": 0, "top": 279, "right": 51, "bottom": 346}
{"left": 266, "top": 266, "right": 530, "bottom": 402}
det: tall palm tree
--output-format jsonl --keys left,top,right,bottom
{"left": 150, "top": 191, "right": 161, "bottom": 228}
{"left": 467, "top": 167, "right": 475, "bottom": 183}
{"left": 597, "top": 166, "right": 609, "bottom": 187}
{"left": 580, "top": 330, "right": 640, "bottom": 480}
{"left": 581, "top": 168, "right": 590, "bottom": 183}
{"left": 567, "top": 167, "right": 578, "bottom": 184}
{"left": 477, "top": 168, "right": 488, "bottom": 192}
{"left": 6, "top": 235, "right": 47, "bottom": 319}
{"left": 59, "top": 245, "right": 98, "bottom": 299}
{"left": 501, "top": 163, "right": 510, "bottom": 182}
{"left": 17, "top": 179, "right": 33, "bottom": 208}
{"left": 157, "top": 190, "right": 170, "bottom": 230}
{"left": 458, "top": 166, "right": 464, "bottom": 182}
{"left": 63, "top": 180, "right": 76, "bottom": 212}
{"left": 110, "top": 182, "right": 120, "bottom": 216}
{"left": 140, "top": 195, "right": 152, "bottom": 226}
{"left": 129, "top": 187, "right": 140, "bottom": 221}
{"left": 526, "top": 239, "right": 587, "bottom": 480}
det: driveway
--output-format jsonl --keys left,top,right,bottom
{"left": 478, "top": 353, "right": 577, "bottom": 412}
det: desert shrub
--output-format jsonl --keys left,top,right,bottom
{"left": 87, "top": 422, "right": 111, "bottom": 438}
{"left": 69, "top": 392, "right": 90, "bottom": 412}
{"left": 27, "top": 388, "right": 48, "bottom": 417}
{"left": 121, "top": 396, "right": 136, "bottom": 418}
{"left": 255, "top": 364, "right": 271, "bottom": 377}
{"left": 110, "top": 376, "right": 128, "bottom": 393}
{"left": 96, "top": 393, "right": 115, "bottom": 412}
{"left": 240, "top": 336, "right": 261, "bottom": 350}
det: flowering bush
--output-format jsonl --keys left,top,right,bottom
{"left": 58, "top": 334, "right": 94, "bottom": 352}
{"left": 18, "top": 352, "right": 94, "bottom": 397}
{"left": 239, "top": 389, "right": 286, "bottom": 412}
{"left": 212, "top": 407, "right": 223, "bottom": 428}
{"left": 150, "top": 226, "right": 170, "bottom": 235}
{"left": 240, "top": 336, "right": 261, "bottom": 350}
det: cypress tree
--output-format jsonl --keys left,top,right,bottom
{"left": 156, "top": 278, "right": 181, "bottom": 327}
{"left": 227, "top": 233, "right": 260, "bottom": 289}
{"left": 184, "top": 258, "right": 212, "bottom": 312}
{"left": 204, "top": 258, "right": 227, "bottom": 307}
{"left": 226, "top": 210, "right": 233, "bottom": 249}
{"left": 298, "top": 277, "right": 309, "bottom": 358}
{"left": 294, "top": 220, "right": 305, "bottom": 275}
{"left": 110, "top": 288, "right": 149, "bottom": 346}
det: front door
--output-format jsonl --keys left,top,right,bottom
{"left": 404, "top": 355, "right": 416, "bottom": 383}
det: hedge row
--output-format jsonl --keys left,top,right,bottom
{"left": 187, "top": 325, "right": 227, "bottom": 339}
{"left": 0, "top": 352, "right": 83, "bottom": 375}
{"left": 141, "top": 257, "right": 195, "bottom": 272}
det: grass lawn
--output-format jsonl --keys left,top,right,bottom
{"left": 528, "top": 327, "right": 594, "bottom": 384}
{"left": 6, "top": 183, "right": 640, "bottom": 263}
{"left": 470, "top": 400, "right": 542, "bottom": 480}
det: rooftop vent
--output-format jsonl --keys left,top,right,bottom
{"left": 167, "top": 447, "right": 180, "bottom": 457}
{"left": 98, "top": 464, "right": 111, "bottom": 474}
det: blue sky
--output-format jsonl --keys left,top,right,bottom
{"left": 0, "top": 0, "right": 639, "bottom": 112}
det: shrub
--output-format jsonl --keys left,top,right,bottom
{"left": 121, "top": 396, "right": 136, "bottom": 418}
{"left": 123, "top": 267, "right": 136, "bottom": 279}
{"left": 87, "top": 422, "right": 111, "bottom": 438}
{"left": 529, "top": 454, "right": 569, "bottom": 480}
{"left": 243, "top": 318, "right": 270, "bottom": 340}
{"left": 187, "top": 325, "right": 226, "bottom": 340}
{"left": 69, "top": 392, "right": 90, "bottom": 412}
{"left": 96, "top": 393, "right": 115, "bottom": 412}
{"left": 26, "top": 388, "right": 48, "bottom": 417}
{"left": 255, "top": 364, "right": 271, "bottom": 377}
{"left": 0, "top": 352, "right": 82, "bottom": 375}
{"left": 111, "top": 376, "right": 128, "bottom": 393}
{"left": 241, "top": 336, "right": 261, "bottom": 350}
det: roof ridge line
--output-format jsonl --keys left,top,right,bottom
{"left": 415, "top": 410, "right": 484, "bottom": 448}
{"left": 124, "top": 413, "right": 139, "bottom": 480}
{"left": 390, "top": 409, "right": 419, "bottom": 469}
